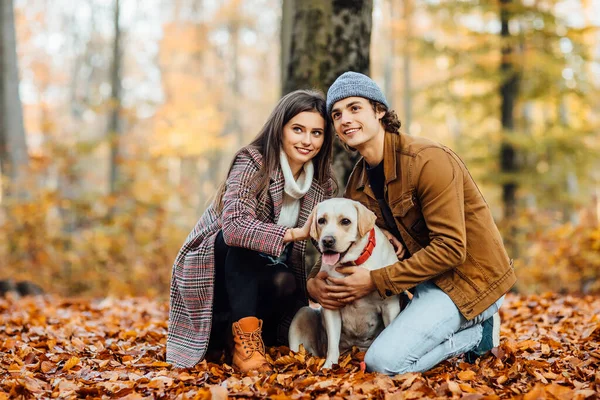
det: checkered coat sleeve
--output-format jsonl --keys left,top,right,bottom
{"left": 166, "top": 147, "right": 334, "bottom": 368}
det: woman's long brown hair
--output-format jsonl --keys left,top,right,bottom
{"left": 213, "top": 89, "right": 336, "bottom": 213}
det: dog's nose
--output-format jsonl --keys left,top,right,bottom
{"left": 322, "top": 236, "right": 336, "bottom": 248}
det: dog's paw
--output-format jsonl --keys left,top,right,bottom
{"left": 322, "top": 359, "right": 336, "bottom": 369}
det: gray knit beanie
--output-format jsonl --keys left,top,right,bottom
{"left": 326, "top": 71, "right": 389, "bottom": 115}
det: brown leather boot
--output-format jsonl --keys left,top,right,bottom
{"left": 231, "top": 316, "right": 272, "bottom": 373}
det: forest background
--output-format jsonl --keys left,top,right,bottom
{"left": 1, "top": 0, "right": 599, "bottom": 299}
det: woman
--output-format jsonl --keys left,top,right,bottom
{"left": 167, "top": 90, "right": 337, "bottom": 372}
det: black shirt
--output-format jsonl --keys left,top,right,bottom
{"left": 365, "top": 161, "right": 407, "bottom": 256}
{"left": 366, "top": 161, "right": 385, "bottom": 200}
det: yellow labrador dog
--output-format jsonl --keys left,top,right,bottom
{"left": 289, "top": 198, "right": 401, "bottom": 368}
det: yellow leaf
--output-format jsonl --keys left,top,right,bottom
{"left": 150, "top": 361, "right": 171, "bottom": 367}
{"left": 62, "top": 356, "right": 80, "bottom": 371}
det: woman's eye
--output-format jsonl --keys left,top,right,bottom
{"left": 293, "top": 127, "right": 302, "bottom": 132}
{"left": 312, "top": 131, "right": 322, "bottom": 136}
{"left": 317, "top": 217, "right": 326, "bottom": 225}
{"left": 340, "top": 218, "right": 351, "bottom": 225}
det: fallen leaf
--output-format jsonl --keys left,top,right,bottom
{"left": 458, "top": 370, "right": 476, "bottom": 381}
{"left": 62, "top": 356, "right": 80, "bottom": 371}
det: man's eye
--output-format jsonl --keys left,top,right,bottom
{"left": 332, "top": 113, "right": 340, "bottom": 120}
{"left": 318, "top": 217, "right": 326, "bottom": 224}
{"left": 351, "top": 106, "right": 360, "bottom": 111}
{"left": 340, "top": 218, "right": 351, "bottom": 225}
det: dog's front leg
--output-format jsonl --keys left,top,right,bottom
{"left": 321, "top": 308, "right": 342, "bottom": 369}
{"left": 381, "top": 296, "right": 401, "bottom": 327}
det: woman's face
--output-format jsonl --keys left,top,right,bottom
{"left": 282, "top": 111, "right": 326, "bottom": 175}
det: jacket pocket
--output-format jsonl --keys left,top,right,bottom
{"left": 391, "top": 192, "right": 430, "bottom": 246}
{"left": 391, "top": 192, "right": 416, "bottom": 217}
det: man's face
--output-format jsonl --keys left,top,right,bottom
{"left": 330, "top": 97, "right": 385, "bottom": 152}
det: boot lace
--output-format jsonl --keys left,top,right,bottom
{"left": 240, "top": 330, "right": 266, "bottom": 356}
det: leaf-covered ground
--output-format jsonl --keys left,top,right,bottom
{"left": 1, "top": 293, "right": 599, "bottom": 399}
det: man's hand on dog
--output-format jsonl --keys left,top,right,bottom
{"left": 307, "top": 271, "right": 346, "bottom": 310}
{"left": 326, "top": 267, "right": 376, "bottom": 304}
{"left": 380, "top": 228, "right": 407, "bottom": 258}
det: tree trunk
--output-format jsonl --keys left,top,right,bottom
{"left": 281, "top": 0, "right": 295, "bottom": 87}
{"left": 282, "top": 0, "right": 373, "bottom": 189}
{"left": 108, "top": 0, "right": 122, "bottom": 194}
{"left": 383, "top": 0, "right": 395, "bottom": 107}
{"left": 0, "top": 0, "right": 28, "bottom": 199}
{"left": 229, "top": 18, "right": 243, "bottom": 148}
{"left": 402, "top": 0, "right": 411, "bottom": 134}
{"left": 499, "top": 0, "right": 519, "bottom": 254}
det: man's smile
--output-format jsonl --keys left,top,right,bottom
{"left": 343, "top": 127, "right": 360, "bottom": 135}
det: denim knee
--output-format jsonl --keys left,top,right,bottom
{"left": 365, "top": 340, "right": 412, "bottom": 375}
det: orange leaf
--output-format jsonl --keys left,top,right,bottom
{"left": 459, "top": 383, "right": 476, "bottom": 393}
{"left": 40, "top": 361, "right": 55, "bottom": 373}
{"left": 457, "top": 370, "right": 476, "bottom": 381}
{"left": 273, "top": 355, "right": 297, "bottom": 366}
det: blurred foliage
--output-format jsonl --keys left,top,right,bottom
{"left": 1, "top": 0, "right": 599, "bottom": 297}
{"left": 515, "top": 209, "right": 600, "bottom": 295}
{"left": 414, "top": 0, "right": 600, "bottom": 216}
{"left": 0, "top": 143, "right": 189, "bottom": 298}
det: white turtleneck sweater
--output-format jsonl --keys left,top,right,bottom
{"left": 277, "top": 151, "right": 314, "bottom": 228}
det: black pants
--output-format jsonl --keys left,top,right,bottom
{"left": 207, "top": 231, "right": 297, "bottom": 356}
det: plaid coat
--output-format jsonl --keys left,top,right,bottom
{"left": 167, "top": 147, "right": 334, "bottom": 368}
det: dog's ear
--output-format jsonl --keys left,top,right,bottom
{"left": 309, "top": 206, "right": 320, "bottom": 240}
{"left": 354, "top": 201, "right": 377, "bottom": 238}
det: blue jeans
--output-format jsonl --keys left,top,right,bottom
{"left": 365, "top": 281, "right": 504, "bottom": 375}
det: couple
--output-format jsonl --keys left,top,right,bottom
{"left": 166, "top": 72, "right": 517, "bottom": 374}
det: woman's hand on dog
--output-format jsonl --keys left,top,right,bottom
{"left": 307, "top": 272, "right": 346, "bottom": 310}
{"left": 380, "top": 228, "right": 407, "bottom": 258}
{"left": 284, "top": 217, "right": 313, "bottom": 243}
{"left": 327, "top": 266, "right": 376, "bottom": 304}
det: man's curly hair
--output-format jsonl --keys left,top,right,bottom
{"left": 369, "top": 100, "right": 401, "bottom": 134}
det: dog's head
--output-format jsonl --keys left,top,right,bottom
{"left": 309, "top": 198, "right": 377, "bottom": 265}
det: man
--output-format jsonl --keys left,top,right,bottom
{"left": 306, "top": 71, "right": 516, "bottom": 374}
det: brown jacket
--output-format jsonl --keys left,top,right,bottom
{"left": 316, "top": 132, "right": 516, "bottom": 320}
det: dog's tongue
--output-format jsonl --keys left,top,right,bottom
{"left": 323, "top": 252, "right": 341, "bottom": 265}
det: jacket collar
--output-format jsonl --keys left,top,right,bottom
{"left": 355, "top": 132, "right": 401, "bottom": 195}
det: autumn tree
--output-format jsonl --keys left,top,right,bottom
{"left": 499, "top": 0, "right": 519, "bottom": 251}
{"left": 0, "top": 0, "right": 28, "bottom": 199}
{"left": 281, "top": 0, "right": 373, "bottom": 186}
{"left": 108, "top": 0, "right": 123, "bottom": 195}
{"left": 415, "top": 0, "right": 599, "bottom": 253}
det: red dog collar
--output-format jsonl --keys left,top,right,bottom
{"left": 343, "top": 228, "right": 376, "bottom": 266}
